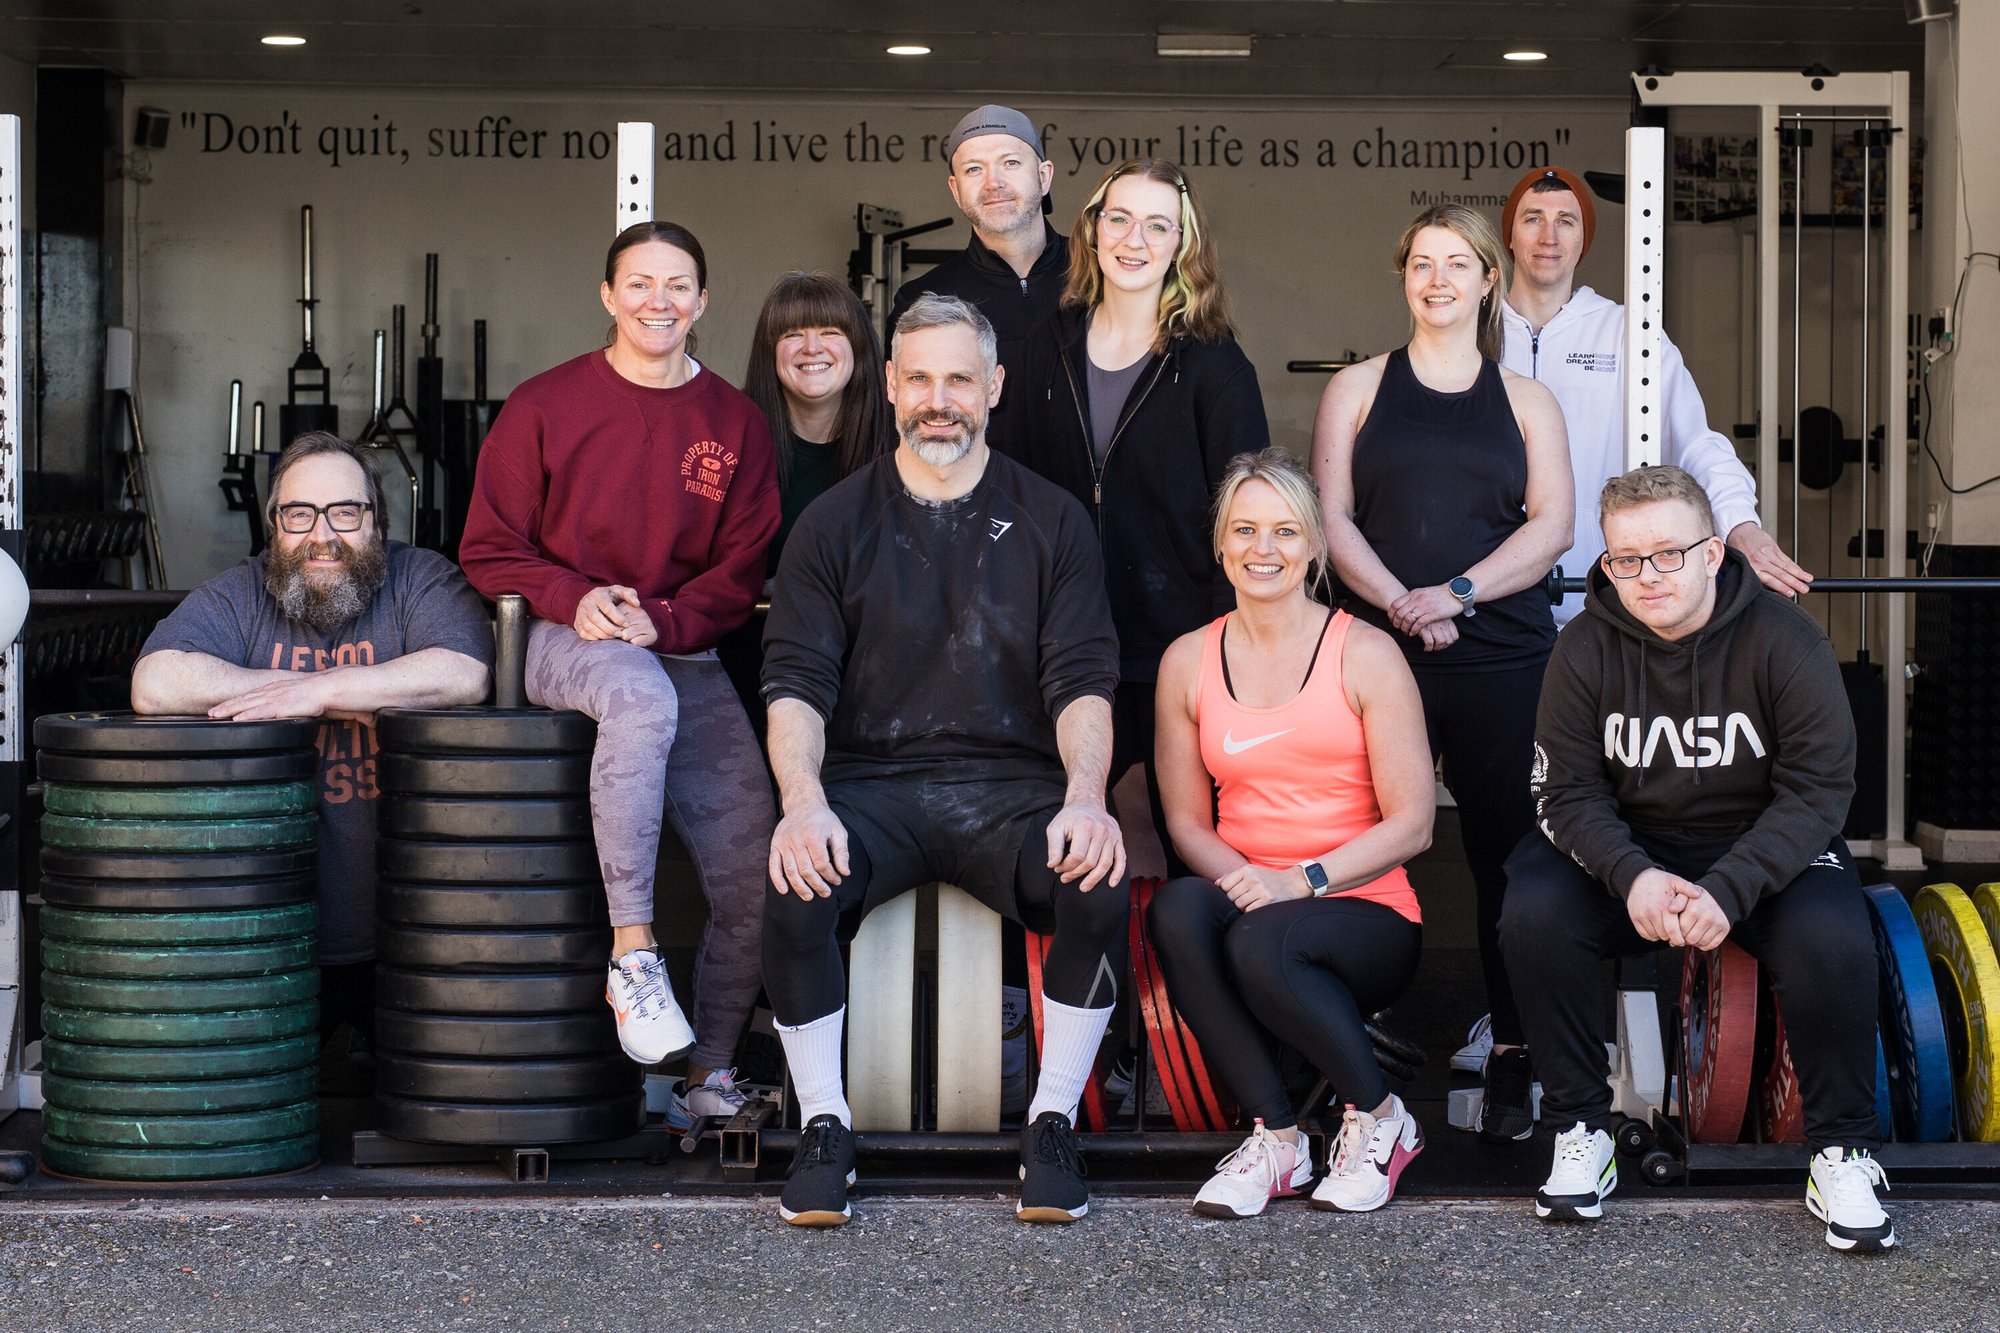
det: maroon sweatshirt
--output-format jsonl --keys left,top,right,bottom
{"left": 460, "top": 351, "right": 779, "bottom": 654}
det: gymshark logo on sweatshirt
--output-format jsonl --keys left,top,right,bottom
{"left": 1602, "top": 713, "right": 1767, "bottom": 769}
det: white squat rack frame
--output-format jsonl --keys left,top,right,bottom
{"left": 1630, "top": 70, "right": 1918, "bottom": 871}
{"left": 1, "top": 114, "right": 25, "bottom": 1119}
{"left": 616, "top": 122, "right": 655, "bottom": 231}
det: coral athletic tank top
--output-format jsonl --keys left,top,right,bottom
{"left": 1196, "top": 609, "right": 1420, "bottom": 924}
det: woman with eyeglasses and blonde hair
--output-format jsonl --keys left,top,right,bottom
{"left": 1310, "top": 201, "right": 1573, "bottom": 1145}
{"left": 1014, "top": 158, "right": 1270, "bottom": 878}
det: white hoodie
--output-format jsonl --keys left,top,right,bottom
{"left": 1501, "top": 286, "right": 1761, "bottom": 624}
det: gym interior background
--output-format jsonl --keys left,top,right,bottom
{"left": 1, "top": 1, "right": 1997, "bottom": 1191}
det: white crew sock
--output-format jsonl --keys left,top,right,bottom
{"left": 775, "top": 1007, "right": 851, "bottom": 1127}
{"left": 1027, "top": 995, "right": 1113, "bottom": 1124}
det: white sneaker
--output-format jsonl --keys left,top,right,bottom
{"left": 605, "top": 948, "right": 696, "bottom": 1065}
{"left": 686, "top": 1067, "right": 749, "bottom": 1119}
{"left": 1535, "top": 1122, "right": 1617, "bottom": 1222}
{"left": 1806, "top": 1147, "right": 1896, "bottom": 1253}
{"left": 1451, "top": 1013, "right": 1494, "bottom": 1072}
{"left": 663, "top": 1067, "right": 751, "bottom": 1131}
{"left": 1311, "top": 1096, "right": 1423, "bottom": 1213}
{"left": 1192, "top": 1120, "right": 1312, "bottom": 1219}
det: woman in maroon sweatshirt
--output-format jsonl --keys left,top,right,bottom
{"left": 460, "top": 220, "right": 779, "bottom": 1121}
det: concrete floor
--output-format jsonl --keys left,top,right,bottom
{"left": 1, "top": 1194, "right": 1994, "bottom": 1331}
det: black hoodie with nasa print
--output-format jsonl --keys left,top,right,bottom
{"left": 1529, "top": 547, "right": 1854, "bottom": 923}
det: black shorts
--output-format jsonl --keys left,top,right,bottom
{"left": 827, "top": 774, "right": 1068, "bottom": 933}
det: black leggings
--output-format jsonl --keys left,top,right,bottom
{"left": 1500, "top": 831, "right": 1880, "bottom": 1151}
{"left": 761, "top": 791, "right": 1129, "bottom": 1024}
{"left": 1413, "top": 657, "right": 1545, "bottom": 1045}
{"left": 1146, "top": 877, "right": 1422, "bottom": 1130}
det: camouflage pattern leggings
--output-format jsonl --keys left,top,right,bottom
{"left": 526, "top": 619, "right": 773, "bottom": 1071}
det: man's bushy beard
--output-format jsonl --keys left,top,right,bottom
{"left": 898, "top": 408, "right": 979, "bottom": 468}
{"left": 265, "top": 533, "right": 389, "bottom": 633}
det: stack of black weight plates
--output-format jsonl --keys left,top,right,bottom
{"left": 33, "top": 712, "right": 322, "bottom": 1182}
{"left": 373, "top": 708, "right": 643, "bottom": 1144}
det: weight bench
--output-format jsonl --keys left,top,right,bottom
{"left": 846, "top": 883, "right": 1004, "bottom": 1131}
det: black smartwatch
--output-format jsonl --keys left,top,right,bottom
{"left": 1298, "top": 859, "right": 1330, "bottom": 897}
{"left": 1449, "top": 575, "right": 1477, "bottom": 617}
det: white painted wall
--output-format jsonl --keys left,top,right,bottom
{"left": 119, "top": 85, "right": 1634, "bottom": 583}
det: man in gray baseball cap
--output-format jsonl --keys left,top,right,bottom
{"left": 887, "top": 104, "right": 1064, "bottom": 454}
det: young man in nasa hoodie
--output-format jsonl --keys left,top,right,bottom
{"left": 1499, "top": 464, "right": 1894, "bottom": 1253}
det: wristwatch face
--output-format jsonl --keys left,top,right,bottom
{"left": 1301, "top": 861, "right": 1329, "bottom": 892}
{"left": 1449, "top": 576, "right": 1474, "bottom": 599}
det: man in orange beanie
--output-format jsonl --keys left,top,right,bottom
{"left": 1497, "top": 167, "right": 1808, "bottom": 625}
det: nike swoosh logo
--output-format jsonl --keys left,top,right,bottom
{"left": 1221, "top": 728, "right": 1294, "bottom": 755}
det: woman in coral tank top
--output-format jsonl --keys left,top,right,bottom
{"left": 1150, "top": 447, "right": 1435, "bottom": 1220}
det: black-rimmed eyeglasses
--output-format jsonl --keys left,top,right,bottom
{"left": 1604, "top": 540, "right": 1708, "bottom": 579}
{"left": 272, "top": 501, "right": 373, "bottom": 535}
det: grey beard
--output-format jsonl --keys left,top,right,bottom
{"left": 265, "top": 537, "right": 389, "bottom": 634}
{"left": 908, "top": 433, "right": 974, "bottom": 468}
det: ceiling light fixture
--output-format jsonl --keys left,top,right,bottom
{"left": 261, "top": 35, "right": 307, "bottom": 47}
{"left": 1504, "top": 50, "right": 1548, "bottom": 62}
{"left": 886, "top": 44, "right": 931, "bottom": 56}
{"left": 1157, "top": 34, "right": 1254, "bottom": 58}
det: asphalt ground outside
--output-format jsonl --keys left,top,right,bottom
{"left": 2, "top": 1193, "right": 1997, "bottom": 1331}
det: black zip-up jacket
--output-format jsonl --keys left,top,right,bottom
{"left": 1010, "top": 304, "right": 1270, "bottom": 681}
{"left": 1531, "top": 548, "right": 1855, "bottom": 922}
{"left": 887, "top": 223, "right": 1067, "bottom": 457}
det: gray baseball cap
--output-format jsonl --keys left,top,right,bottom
{"left": 945, "top": 105, "right": 1045, "bottom": 163}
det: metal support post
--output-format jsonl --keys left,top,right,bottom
{"left": 0, "top": 114, "right": 23, "bottom": 1121}
{"left": 616, "top": 122, "right": 655, "bottom": 230}
{"left": 1624, "top": 126, "right": 1666, "bottom": 468}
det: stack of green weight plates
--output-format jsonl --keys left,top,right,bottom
{"left": 33, "top": 712, "right": 323, "bottom": 1181}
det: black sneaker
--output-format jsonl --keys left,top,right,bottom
{"left": 779, "top": 1114, "right": 856, "bottom": 1227}
{"left": 1018, "top": 1110, "right": 1089, "bottom": 1223}
{"left": 1479, "top": 1046, "right": 1536, "bottom": 1142}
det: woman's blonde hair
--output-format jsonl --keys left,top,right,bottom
{"left": 1063, "top": 158, "right": 1233, "bottom": 352}
{"left": 1393, "top": 203, "right": 1507, "bottom": 362}
{"left": 1210, "top": 447, "right": 1329, "bottom": 599}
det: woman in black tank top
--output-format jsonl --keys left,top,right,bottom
{"left": 1309, "top": 203, "right": 1574, "bottom": 1144}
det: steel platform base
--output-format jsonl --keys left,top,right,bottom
{"left": 352, "top": 1101, "right": 778, "bottom": 1183}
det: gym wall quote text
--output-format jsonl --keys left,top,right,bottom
{"left": 187, "top": 108, "right": 1572, "bottom": 184}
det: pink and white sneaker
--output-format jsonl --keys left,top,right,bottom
{"left": 1192, "top": 1120, "right": 1312, "bottom": 1219}
{"left": 1311, "top": 1096, "right": 1423, "bottom": 1212}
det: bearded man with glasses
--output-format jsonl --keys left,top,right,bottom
{"left": 133, "top": 431, "right": 492, "bottom": 1044}
{"left": 1497, "top": 464, "right": 1892, "bottom": 1253}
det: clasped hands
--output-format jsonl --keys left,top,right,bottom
{"left": 1389, "top": 583, "right": 1462, "bottom": 653}
{"left": 575, "top": 585, "right": 657, "bottom": 649}
{"left": 1627, "top": 867, "right": 1731, "bottom": 951}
